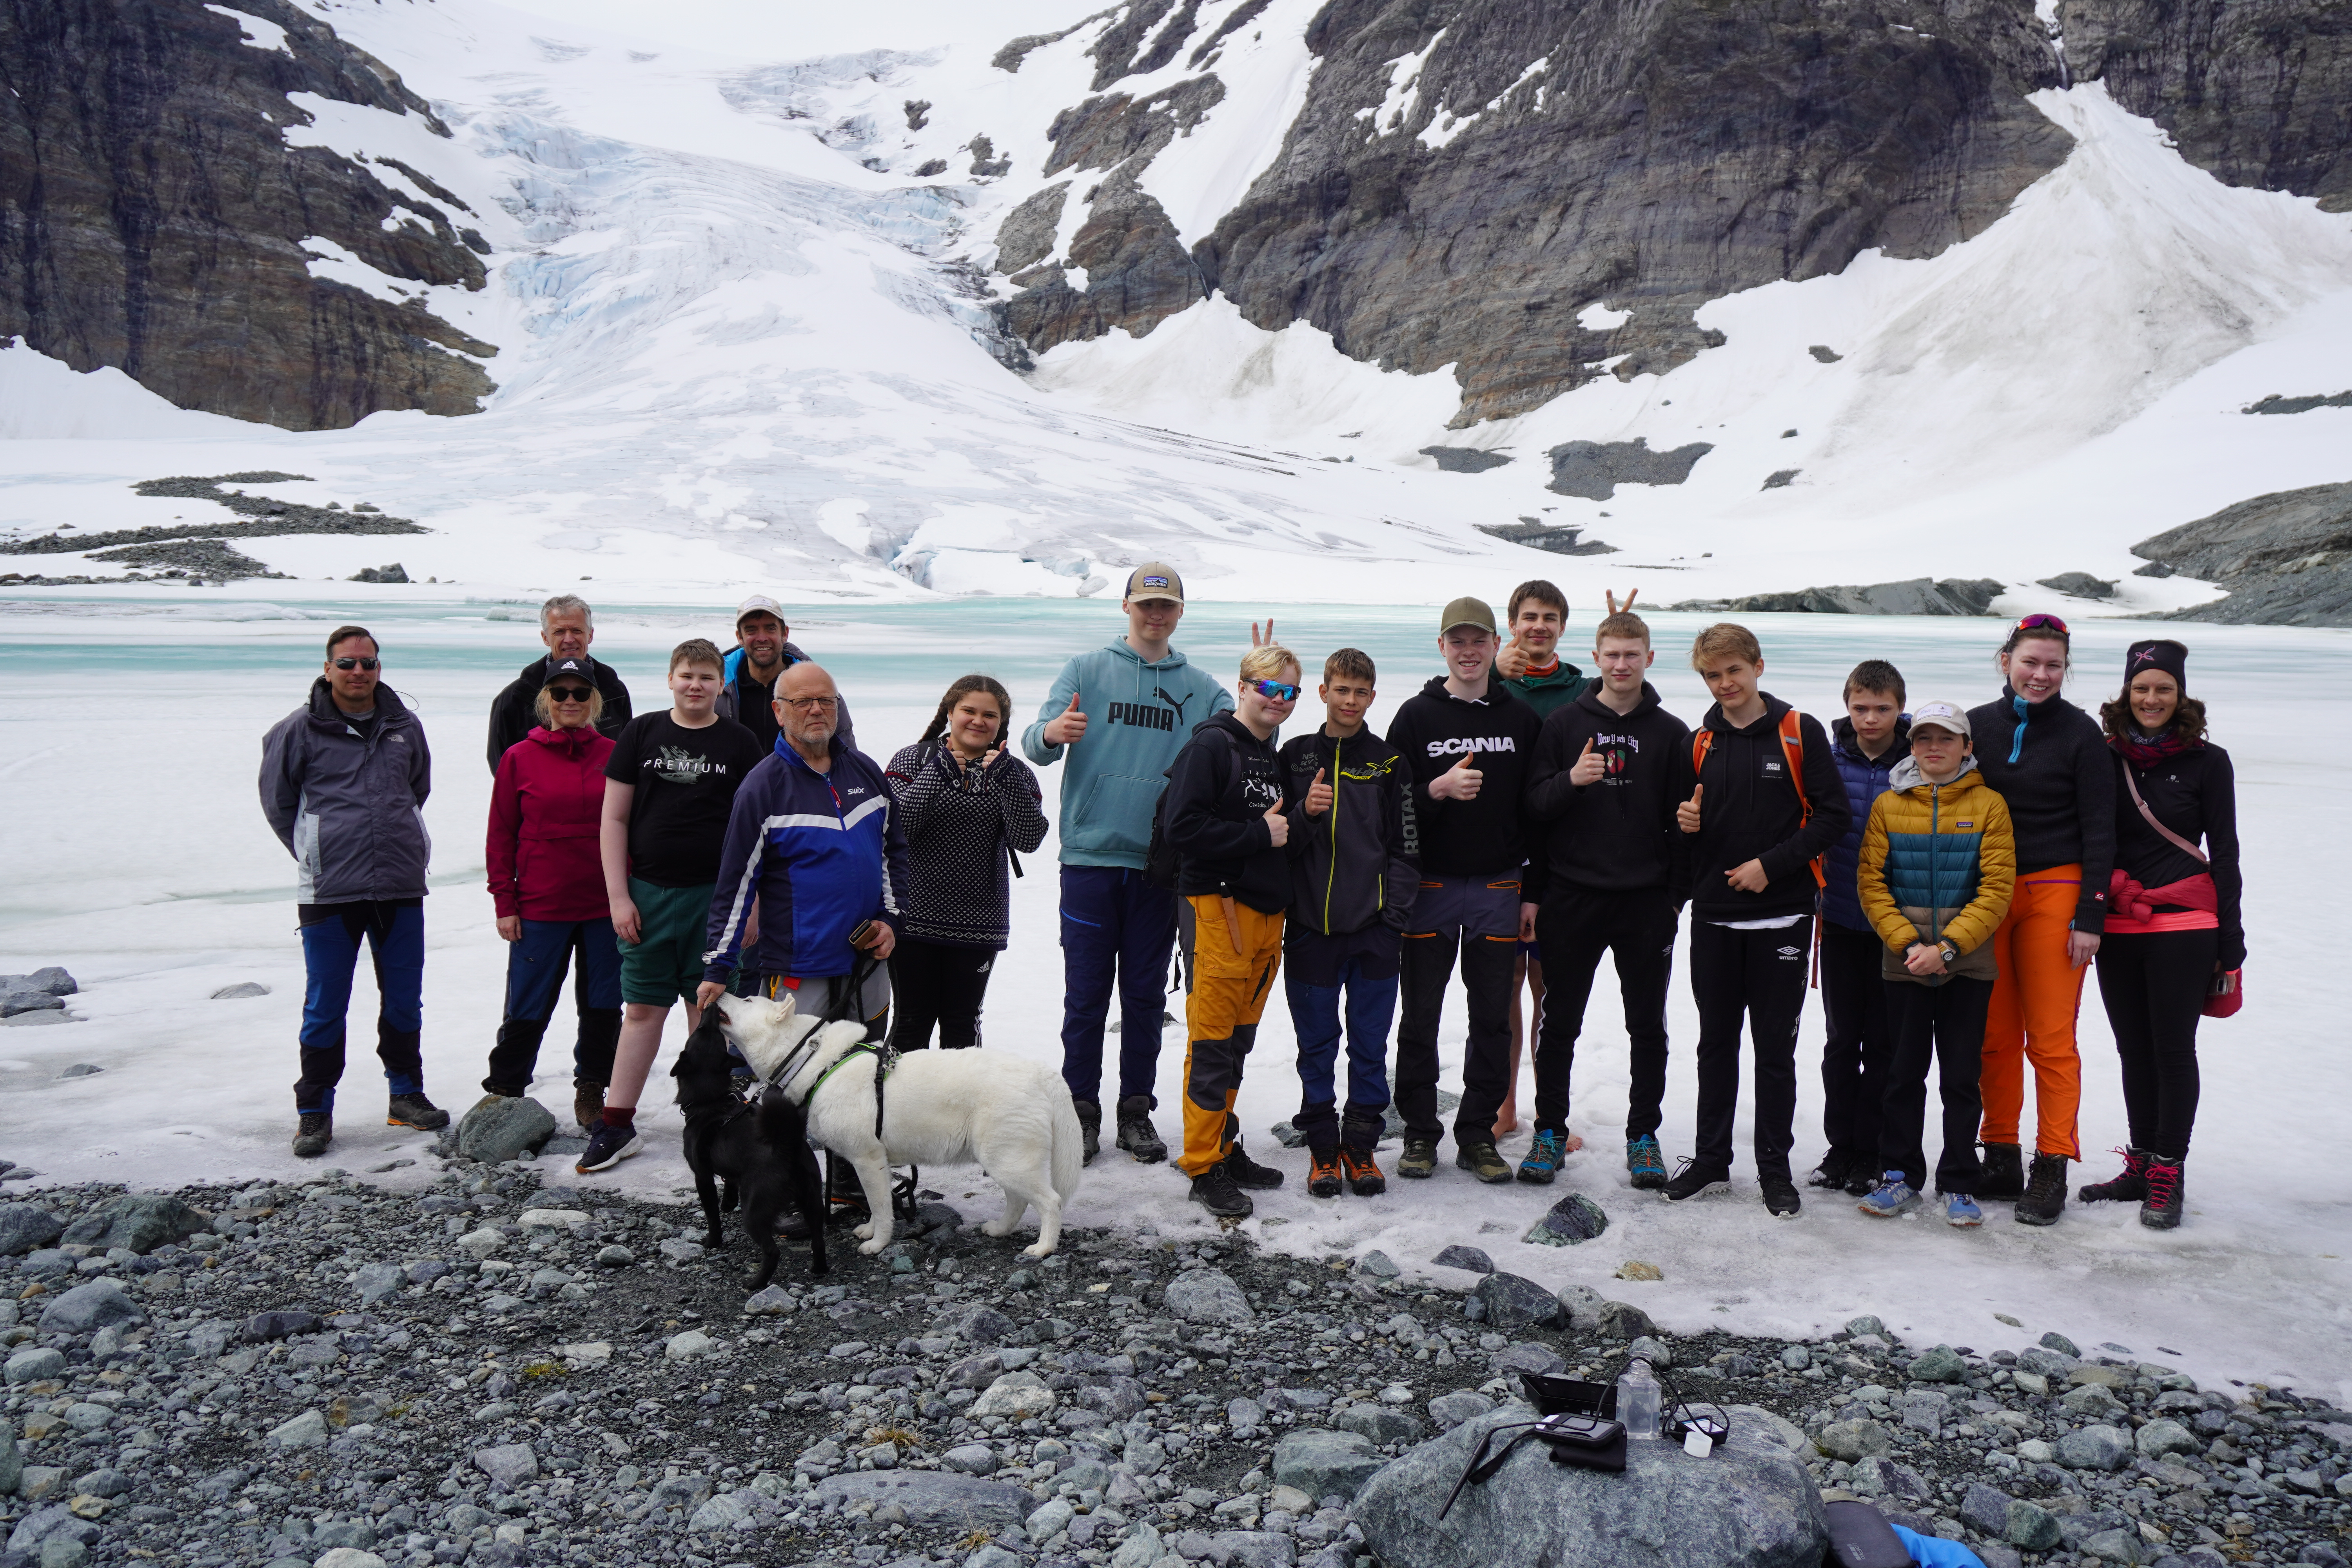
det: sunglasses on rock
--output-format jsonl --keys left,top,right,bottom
{"left": 331, "top": 657, "right": 379, "bottom": 671}
{"left": 547, "top": 685, "right": 594, "bottom": 702}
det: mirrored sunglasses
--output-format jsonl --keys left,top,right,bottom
{"left": 1249, "top": 679, "right": 1300, "bottom": 702}
{"left": 332, "top": 656, "right": 379, "bottom": 671}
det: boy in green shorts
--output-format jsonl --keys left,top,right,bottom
{"left": 580, "top": 638, "right": 766, "bottom": 1171}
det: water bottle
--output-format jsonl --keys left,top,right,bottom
{"left": 1617, "top": 1356, "right": 1661, "bottom": 1439}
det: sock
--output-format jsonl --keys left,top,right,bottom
{"left": 601, "top": 1106, "right": 635, "bottom": 1131}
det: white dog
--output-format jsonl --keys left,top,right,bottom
{"left": 713, "top": 992, "right": 1083, "bottom": 1258}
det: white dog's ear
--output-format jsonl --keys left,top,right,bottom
{"left": 774, "top": 991, "right": 797, "bottom": 1021}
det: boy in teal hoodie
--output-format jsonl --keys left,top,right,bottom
{"left": 1022, "top": 564, "right": 1234, "bottom": 1166}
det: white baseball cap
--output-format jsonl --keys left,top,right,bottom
{"left": 1910, "top": 701, "right": 1971, "bottom": 739}
{"left": 735, "top": 594, "right": 786, "bottom": 626}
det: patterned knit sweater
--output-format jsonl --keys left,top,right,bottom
{"left": 883, "top": 743, "right": 1050, "bottom": 948}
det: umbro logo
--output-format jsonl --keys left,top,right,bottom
{"left": 1776, "top": 946, "right": 1802, "bottom": 959}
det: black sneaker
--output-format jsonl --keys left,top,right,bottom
{"left": 1221, "top": 1139, "right": 1284, "bottom": 1190}
{"left": 1395, "top": 1137, "right": 1438, "bottom": 1180}
{"left": 1760, "top": 1174, "right": 1802, "bottom": 1217}
{"left": 1189, "top": 1162, "right": 1253, "bottom": 1219}
{"left": 2014, "top": 1153, "right": 2069, "bottom": 1227}
{"left": 575, "top": 1121, "right": 644, "bottom": 1174}
{"left": 292, "top": 1112, "right": 332, "bottom": 1158}
{"left": 1662, "top": 1159, "right": 1730, "bottom": 1201}
{"left": 387, "top": 1093, "right": 449, "bottom": 1131}
{"left": 1074, "top": 1100, "right": 1101, "bottom": 1166}
{"left": 1805, "top": 1151, "right": 1851, "bottom": 1189}
{"left": 1978, "top": 1142, "right": 2025, "bottom": 1199}
{"left": 1116, "top": 1096, "right": 1168, "bottom": 1164}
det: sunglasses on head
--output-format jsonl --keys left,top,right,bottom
{"left": 1248, "top": 679, "right": 1300, "bottom": 702}
{"left": 2013, "top": 613, "right": 2069, "bottom": 635}
{"left": 332, "top": 656, "right": 379, "bottom": 671}
{"left": 547, "top": 685, "right": 594, "bottom": 702}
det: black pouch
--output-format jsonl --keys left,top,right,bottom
{"left": 1822, "top": 1500, "right": 1912, "bottom": 1568}
{"left": 1521, "top": 1374, "right": 1618, "bottom": 1419}
{"left": 1541, "top": 1414, "right": 1627, "bottom": 1474}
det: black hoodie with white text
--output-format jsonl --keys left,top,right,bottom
{"left": 1383, "top": 675, "right": 1545, "bottom": 881}
{"left": 1523, "top": 681, "right": 1693, "bottom": 901}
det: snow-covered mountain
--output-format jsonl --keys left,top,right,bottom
{"left": 1, "top": 0, "right": 2348, "bottom": 612}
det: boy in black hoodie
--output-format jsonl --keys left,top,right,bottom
{"left": 1164, "top": 646, "right": 1302, "bottom": 1219}
{"left": 1383, "top": 597, "right": 1546, "bottom": 1185}
{"left": 1278, "top": 649, "right": 1420, "bottom": 1199}
{"left": 1521, "top": 608, "right": 1691, "bottom": 1190}
{"left": 1671, "top": 623, "right": 1849, "bottom": 1215}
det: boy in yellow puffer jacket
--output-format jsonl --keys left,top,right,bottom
{"left": 1856, "top": 701, "right": 2016, "bottom": 1226}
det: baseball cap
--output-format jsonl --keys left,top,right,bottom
{"left": 1440, "top": 595, "right": 1497, "bottom": 635}
{"left": 1909, "top": 700, "right": 1971, "bottom": 739}
{"left": 736, "top": 594, "right": 786, "bottom": 626}
{"left": 1124, "top": 564, "right": 1184, "bottom": 604}
{"left": 541, "top": 656, "right": 594, "bottom": 686}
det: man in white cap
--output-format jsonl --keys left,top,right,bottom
{"left": 716, "top": 594, "right": 855, "bottom": 757}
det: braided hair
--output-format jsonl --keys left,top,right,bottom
{"left": 919, "top": 674, "right": 1014, "bottom": 755}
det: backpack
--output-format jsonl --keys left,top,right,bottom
{"left": 1691, "top": 710, "right": 1826, "bottom": 890}
{"left": 1144, "top": 731, "right": 1241, "bottom": 891}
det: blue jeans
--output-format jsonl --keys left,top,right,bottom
{"left": 483, "top": 918, "right": 623, "bottom": 1095}
{"left": 1058, "top": 866, "right": 1178, "bottom": 1107}
{"left": 1286, "top": 956, "right": 1398, "bottom": 1152}
{"left": 296, "top": 902, "right": 425, "bottom": 1114}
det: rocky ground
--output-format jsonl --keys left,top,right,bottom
{"left": 0, "top": 1160, "right": 2345, "bottom": 1568}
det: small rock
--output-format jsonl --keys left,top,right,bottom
{"left": 1593, "top": 1299, "right": 1655, "bottom": 1341}
{"left": 54, "top": 1063, "right": 100, "bottom": 1078}
{"left": 1909, "top": 1346, "right": 1967, "bottom": 1383}
{"left": 2055, "top": 1424, "right": 2132, "bottom": 1471}
{"left": 1470, "top": 1272, "right": 1561, "bottom": 1330}
{"left": 940, "top": 1444, "right": 1000, "bottom": 1475}
{"left": 210, "top": 982, "right": 270, "bottom": 999}
{"left": 1332, "top": 1405, "right": 1423, "bottom": 1445}
{"left": 2038, "top": 1331, "right": 2081, "bottom": 1357}
{"left": 2004, "top": 1500, "right": 2062, "bottom": 1552}
{"left": 37, "top": 1280, "right": 142, "bottom": 1335}
{"left": 1430, "top": 1245, "right": 1492, "bottom": 1274}
{"left": 815, "top": 1470, "right": 1039, "bottom": 1532}
{"left": 1164, "top": 1270, "right": 1254, "bottom": 1326}
{"left": 664, "top": 1330, "right": 713, "bottom": 1361}
{"left": 1521, "top": 1192, "right": 1609, "bottom": 1247}
{"left": 1355, "top": 1250, "right": 1399, "bottom": 1280}
{"left": 1815, "top": 1419, "right": 1893, "bottom": 1461}
{"left": 1490, "top": 1342, "right": 1564, "bottom": 1377}
{"left": 1272, "top": 1429, "right": 1382, "bottom": 1502}
{"left": 0, "top": 1206, "right": 65, "bottom": 1256}
{"left": 1614, "top": 1260, "right": 1662, "bottom": 1281}
{"left": 516, "top": 1208, "right": 588, "bottom": 1231}
{"left": 1624, "top": 1334, "right": 1673, "bottom": 1370}
{"left": 312, "top": 1552, "right": 387, "bottom": 1568}
{"left": 6, "top": 1347, "right": 66, "bottom": 1385}
{"left": 595, "top": 1244, "right": 634, "bottom": 1268}
{"left": 971, "top": 1371, "right": 1057, "bottom": 1419}
{"left": 1270, "top": 1121, "right": 1307, "bottom": 1149}
{"left": 1426, "top": 1391, "right": 1492, "bottom": 1432}
{"left": 244, "top": 1310, "right": 323, "bottom": 1340}
{"left": 1845, "top": 1315, "right": 1886, "bottom": 1338}
{"left": 742, "top": 1285, "right": 793, "bottom": 1314}
{"left": 456, "top": 1096, "right": 557, "bottom": 1163}
{"left": 266, "top": 1410, "right": 329, "bottom": 1450}
{"left": 351, "top": 1263, "right": 403, "bottom": 1305}
{"left": 473, "top": 1444, "right": 539, "bottom": 1487}
{"left": 456, "top": 1229, "right": 506, "bottom": 1259}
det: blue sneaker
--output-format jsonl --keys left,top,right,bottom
{"left": 1626, "top": 1134, "right": 1668, "bottom": 1190}
{"left": 1518, "top": 1129, "right": 1570, "bottom": 1184}
{"left": 1856, "top": 1172, "right": 1919, "bottom": 1217}
{"left": 1946, "top": 1193, "right": 1984, "bottom": 1228}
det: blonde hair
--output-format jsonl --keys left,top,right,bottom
{"left": 1690, "top": 622, "right": 1761, "bottom": 671}
{"left": 1239, "top": 645, "right": 1302, "bottom": 685}
{"left": 535, "top": 683, "right": 606, "bottom": 728}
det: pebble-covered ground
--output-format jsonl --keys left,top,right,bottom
{"left": 0, "top": 1161, "right": 2346, "bottom": 1568}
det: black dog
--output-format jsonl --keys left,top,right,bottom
{"left": 671, "top": 1013, "right": 828, "bottom": 1287}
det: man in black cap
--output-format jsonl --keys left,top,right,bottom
{"left": 486, "top": 593, "right": 633, "bottom": 771}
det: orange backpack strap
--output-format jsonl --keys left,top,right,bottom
{"left": 1777, "top": 710, "right": 1827, "bottom": 890}
{"left": 1690, "top": 730, "right": 1713, "bottom": 779}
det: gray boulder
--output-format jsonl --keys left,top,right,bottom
{"left": 1431, "top": 1245, "right": 1493, "bottom": 1274}
{"left": 1427, "top": 1391, "right": 1492, "bottom": 1431}
{"left": 6, "top": 1348, "right": 66, "bottom": 1385}
{"left": 92, "top": 1194, "right": 206, "bottom": 1254}
{"left": 1908, "top": 1346, "right": 1967, "bottom": 1383}
{"left": 210, "top": 982, "right": 270, "bottom": 1000}
{"left": 1357, "top": 1403, "right": 1826, "bottom": 1568}
{"left": 1272, "top": 1428, "right": 1383, "bottom": 1501}
{"left": 816, "top": 1470, "right": 1040, "bottom": 1532}
{"left": 456, "top": 1096, "right": 557, "bottom": 1163}
{"left": 472, "top": 1445, "right": 539, "bottom": 1487}
{"left": 2037, "top": 572, "right": 2117, "bottom": 600}
{"left": 0, "top": 968, "right": 75, "bottom": 997}
{"left": 1490, "top": 1342, "right": 1565, "bottom": 1377}
{"left": 352, "top": 1263, "right": 404, "bottom": 1306}
{"left": 1472, "top": 1273, "right": 1562, "bottom": 1331}
{"left": 1814, "top": 1419, "right": 1893, "bottom": 1461}
{"left": 1164, "top": 1269, "right": 1254, "bottom": 1326}
{"left": 37, "top": 1281, "right": 142, "bottom": 1336}
{"left": 2134, "top": 1417, "right": 2198, "bottom": 1458}
{"left": 0, "top": 1207, "right": 64, "bottom": 1256}
{"left": 1595, "top": 1299, "right": 1655, "bottom": 1341}
{"left": 1523, "top": 1192, "right": 1609, "bottom": 1247}
{"left": 1333, "top": 1405, "right": 1424, "bottom": 1445}
{"left": 2056, "top": 1424, "right": 2133, "bottom": 1471}
{"left": 1548, "top": 439, "right": 1715, "bottom": 501}
{"left": 0, "top": 1425, "right": 19, "bottom": 1494}
{"left": 0, "top": 992, "right": 62, "bottom": 1018}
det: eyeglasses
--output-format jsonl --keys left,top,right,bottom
{"left": 2013, "top": 613, "right": 2069, "bottom": 635}
{"left": 1248, "top": 680, "right": 1301, "bottom": 702}
{"left": 546, "top": 685, "right": 593, "bottom": 702}
{"left": 332, "top": 657, "right": 379, "bottom": 671}
{"left": 782, "top": 695, "right": 840, "bottom": 711}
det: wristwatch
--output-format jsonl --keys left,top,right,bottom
{"left": 1937, "top": 940, "right": 1959, "bottom": 965}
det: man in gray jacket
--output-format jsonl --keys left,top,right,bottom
{"left": 260, "top": 625, "right": 450, "bottom": 1157}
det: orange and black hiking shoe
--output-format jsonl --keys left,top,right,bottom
{"left": 1340, "top": 1147, "right": 1387, "bottom": 1196}
{"left": 1307, "top": 1149, "right": 1344, "bottom": 1198}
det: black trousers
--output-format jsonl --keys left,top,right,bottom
{"left": 1395, "top": 875, "right": 1522, "bottom": 1148}
{"left": 1878, "top": 975, "right": 1990, "bottom": 1194}
{"left": 1818, "top": 922, "right": 1898, "bottom": 1167}
{"left": 1690, "top": 918, "right": 1812, "bottom": 1179}
{"left": 1530, "top": 886, "right": 1678, "bottom": 1140}
{"left": 888, "top": 938, "right": 997, "bottom": 1051}
{"left": 2094, "top": 928, "right": 2214, "bottom": 1159}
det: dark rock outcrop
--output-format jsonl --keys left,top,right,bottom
{"left": 1672, "top": 578, "right": 2006, "bottom": 614}
{"left": 2138, "top": 482, "right": 2352, "bottom": 626}
{"left": 2245, "top": 392, "right": 2352, "bottom": 415}
{"left": 995, "top": 169, "right": 1207, "bottom": 349}
{"left": 2060, "top": 0, "right": 2352, "bottom": 211}
{"left": 1477, "top": 519, "right": 1617, "bottom": 554}
{"left": 2036, "top": 571, "right": 2116, "bottom": 599}
{"left": 1548, "top": 439, "right": 1714, "bottom": 500}
{"left": 1423, "top": 446, "right": 1512, "bottom": 472}
{"left": 1, "top": 474, "right": 426, "bottom": 557}
{"left": 0, "top": 0, "right": 497, "bottom": 429}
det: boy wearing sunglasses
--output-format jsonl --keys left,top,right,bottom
{"left": 261, "top": 625, "right": 448, "bottom": 1158}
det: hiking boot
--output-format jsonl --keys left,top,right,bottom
{"left": 1662, "top": 1159, "right": 1730, "bottom": 1202}
{"left": 2079, "top": 1147, "right": 2152, "bottom": 1204}
{"left": 1760, "top": 1174, "right": 1802, "bottom": 1217}
{"left": 1188, "top": 1162, "right": 1253, "bottom": 1219}
{"left": 1307, "top": 1149, "right": 1344, "bottom": 1199}
{"left": 2138, "top": 1157, "right": 2184, "bottom": 1230}
{"left": 1455, "top": 1140, "right": 1512, "bottom": 1184}
{"left": 1340, "top": 1147, "right": 1387, "bottom": 1196}
{"left": 1116, "top": 1096, "right": 1167, "bottom": 1164}
{"left": 386, "top": 1093, "right": 449, "bottom": 1131}
{"left": 573, "top": 1080, "right": 605, "bottom": 1133}
{"left": 575, "top": 1120, "right": 643, "bottom": 1174}
{"left": 1978, "top": 1141, "right": 2025, "bottom": 1199}
{"left": 1856, "top": 1171, "right": 1919, "bottom": 1218}
{"left": 1844, "top": 1163, "right": 1882, "bottom": 1198}
{"left": 1806, "top": 1150, "right": 1853, "bottom": 1189}
{"left": 1945, "top": 1193, "right": 1985, "bottom": 1228}
{"left": 1396, "top": 1136, "right": 1439, "bottom": 1180}
{"left": 1626, "top": 1133, "right": 1668, "bottom": 1190}
{"left": 2013, "top": 1152, "right": 2069, "bottom": 1226}
{"left": 1517, "top": 1128, "right": 1570, "bottom": 1185}
{"left": 1074, "top": 1100, "right": 1101, "bottom": 1166}
{"left": 1221, "top": 1139, "right": 1284, "bottom": 1191}
{"left": 291, "top": 1112, "right": 333, "bottom": 1157}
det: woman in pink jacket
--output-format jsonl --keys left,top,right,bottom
{"left": 483, "top": 658, "right": 621, "bottom": 1127}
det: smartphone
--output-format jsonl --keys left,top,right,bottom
{"left": 1532, "top": 1413, "right": 1622, "bottom": 1450}
{"left": 848, "top": 919, "right": 877, "bottom": 949}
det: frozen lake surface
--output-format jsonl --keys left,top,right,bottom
{"left": 0, "top": 595, "right": 2344, "bottom": 1401}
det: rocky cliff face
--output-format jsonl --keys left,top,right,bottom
{"left": 0, "top": 0, "right": 495, "bottom": 430}
{"left": 996, "top": 0, "right": 2074, "bottom": 423}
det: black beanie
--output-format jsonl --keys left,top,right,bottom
{"left": 2124, "top": 639, "right": 2188, "bottom": 692}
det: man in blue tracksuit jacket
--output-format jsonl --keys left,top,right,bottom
{"left": 697, "top": 662, "right": 909, "bottom": 1038}
{"left": 1021, "top": 564, "right": 1234, "bottom": 1166}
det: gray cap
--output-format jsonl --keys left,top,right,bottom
{"left": 1909, "top": 700, "right": 1971, "bottom": 739}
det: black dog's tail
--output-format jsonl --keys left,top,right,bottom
{"left": 757, "top": 1084, "right": 829, "bottom": 1277}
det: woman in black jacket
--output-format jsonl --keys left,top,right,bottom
{"left": 2079, "top": 641, "right": 2241, "bottom": 1230}
{"left": 882, "top": 676, "right": 1049, "bottom": 1051}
